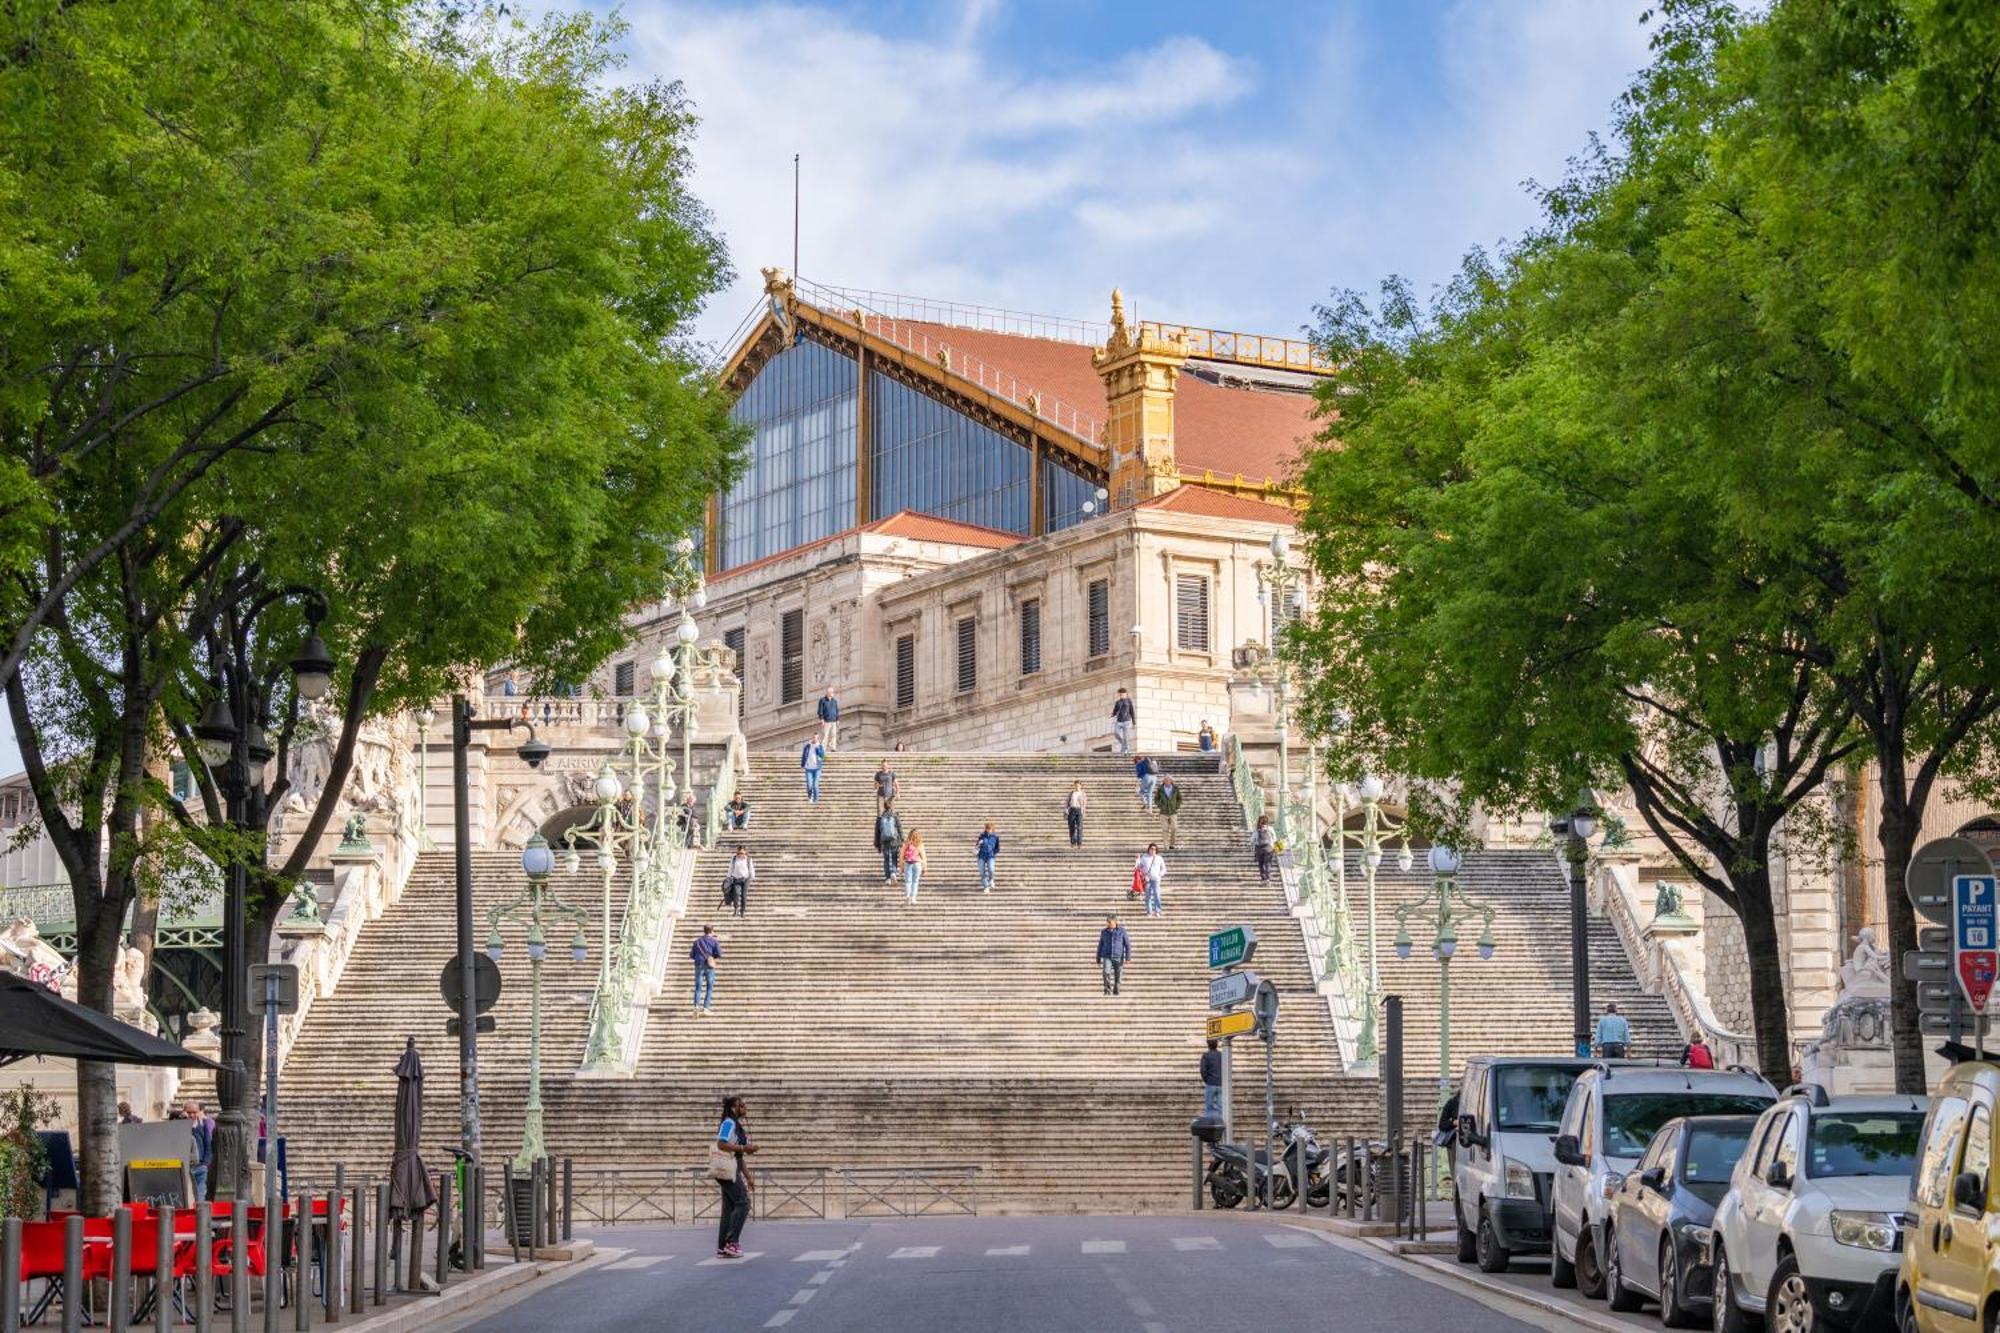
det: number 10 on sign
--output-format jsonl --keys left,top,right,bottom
{"left": 1955, "top": 874, "right": 1999, "bottom": 1015}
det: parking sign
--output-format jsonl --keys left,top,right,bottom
{"left": 1954, "top": 874, "right": 1999, "bottom": 1014}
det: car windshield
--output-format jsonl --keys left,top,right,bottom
{"left": 1603, "top": 1094, "right": 1773, "bottom": 1159}
{"left": 1495, "top": 1066, "right": 1582, "bottom": 1132}
{"left": 1807, "top": 1112, "right": 1925, "bottom": 1178}
{"left": 1680, "top": 1124, "right": 1757, "bottom": 1202}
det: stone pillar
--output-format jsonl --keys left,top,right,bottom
{"left": 1093, "top": 289, "right": 1187, "bottom": 510}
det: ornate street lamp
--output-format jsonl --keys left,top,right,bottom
{"left": 1254, "top": 531, "right": 1304, "bottom": 843}
{"left": 486, "top": 835, "right": 588, "bottom": 1167}
{"left": 413, "top": 705, "right": 437, "bottom": 852}
{"left": 1394, "top": 843, "right": 1497, "bottom": 1110}
{"left": 1550, "top": 798, "right": 1599, "bottom": 1058}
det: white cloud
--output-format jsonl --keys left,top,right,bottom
{"left": 610, "top": 0, "right": 1655, "bottom": 348}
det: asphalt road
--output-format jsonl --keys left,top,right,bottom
{"left": 443, "top": 1214, "right": 1619, "bottom": 1333}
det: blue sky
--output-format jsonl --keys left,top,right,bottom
{"left": 588, "top": 0, "right": 1660, "bottom": 349}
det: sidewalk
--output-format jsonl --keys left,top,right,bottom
{"left": 335, "top": 1238, "right": 603, "bottom": 1333}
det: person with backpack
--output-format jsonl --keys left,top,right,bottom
{"left": 1136, "top": 844, "right": 1166, "bottom": 918}
{"left": 1254, "top": 813, "right": 1277, "bottom": 882}
{"left": 1064, "top": 781, "right": 1087, "bottom": 847}
{"left": 1134, "top": 754, "right": 1156, "bottom": 810}
{"left": 722, "top": 846, "right": 754, "bottom": 918}
{"left": 1097, "top": 914, "right": 1131, "bottom": 995}
{"left": 1197, "top": 721, "right": 1218, "bottom": 753}
{"left": 713, "top": 1095, "right": 757, "bottom": 1258}
{"left": 975, "top": 823, "right": 1000, "bottom": 892}
{"left": 799, "top": 735, "right": 825, "bottom": 804}
{"left": 874, "top": 800, "right": 904, "bottom": 884}
{"left": 901, "top": 830, "right": 927, "bottom": 905}
{"left": 1153, "top": 775, "right": 1182, "bottom": 850}
{"left": 1681, "top": 1033, "right": 1715, "bottom": 1069}
{"left": 690, "top": 925, "right": 722, "bottom": 1016}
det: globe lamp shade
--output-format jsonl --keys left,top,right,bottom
{"left": 289, "top": 634, "right": 336, "bottom": 701}
{"left": 1428, "top": 845, "right": 1463, "bottom": 877}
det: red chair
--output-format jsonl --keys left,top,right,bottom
{"left": 20, "top": 1220, "right": 71, "bottom": 1324}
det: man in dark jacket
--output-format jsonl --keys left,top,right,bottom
{"left": 1111, "top": 688, "right": 1136, "bottom": 754}
{"left": 874, "top": 801, "right": 904, "bottom": 883}
{"left": 1200, "top": 1039, "right": 1223, "bottom": 1118}
{"left": 817, "top": 688, "right": 841, "bottom": 752}
{"left": 1097, "top": 914, "right": 1131, "bottom": 996}
{"left": 1153, "top": 776, "right": 1183, "bottom": 849}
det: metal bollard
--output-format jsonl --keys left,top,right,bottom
{"left": 156, "top": 1206, "right": 174, "bottom": 1333}
{"left": 327, "top": 1171, "right": 343, "bottom": 1322}
{"left": 230, "top": 1198, "right": 248, "bottom": 1333}
{"left": 348, "top": 1187, "right": 364, "bottom": 1317}
{"left": 3, "top": 1215, "right": 21, "bottom": 1333}
{"left": 544, "top": 1158, "right": 558, "bottom": 1248}
{"left": 371, "top": 1185, "right": 388, "bottom": 1306}
{"left": 434, "top": 1171, "right": 451, "bottom": 1290}
{"left": 61, "top": 1213, "right": 81, "bottom": 1333}
{"left": 529, "top": 1160, "right": 545, "bottom": 1253}
{"left": 111, "top": 1206, "right": 133, "bottom": 1328}
{"left": 1342, "top": 1138, "right": 1355, "bottom": 1220}
{"left": 1190, "top": 1137, "right": 1202, "bottom": 1211}
{"left": 471, "top": 1166, "right": 485, "bottom": 1270}
{"left": 295, "top": 1191, "right": 312, "bottom": 1331}
{"left": 562, "top": 1158, "right": 573, "bottom": 1243}
{"left": 505, "top": 1163, "right": 519, "bottom": 1263}
{"left": 194, "top": 1202, "right": 214, "bottom": 1333}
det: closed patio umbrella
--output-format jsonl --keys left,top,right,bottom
{"left": 386, "top": 1037, "right": 434, "bottom": 1217}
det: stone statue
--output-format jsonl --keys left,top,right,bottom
{"left": 1652, "top": 882, "right": 1682, "bottom": 920}
{"left": 1837, "top": 927, "right": 1891, "bottom": 1000}
{"left": 112, "top": 943, "right": 148, "bottom": 1015}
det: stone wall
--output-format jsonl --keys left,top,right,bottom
{"left": 1701, "top": 889, "right": 1756, "bottom": 1033}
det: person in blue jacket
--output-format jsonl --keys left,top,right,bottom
{"left": 1097, "top": 914, "right": 1131, "bottom": 996}
{"left": 800, "top": 735, "right": 824, "bottom": 803}
{"left": 976, "top": 823, "right": 1000, "bottom": 892}
{"left": 1134, "top": 754, "right": 1156, "bottom": 810}
{"left": 817, "top": 688, "right": 841, "bottom": 752}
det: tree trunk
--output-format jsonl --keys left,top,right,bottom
{"left": 1737, "top": 869, "right": 1796, "bottom": 1088}
{"left": 71, "top": 905, "right": 124, "bottom": 1216}
{"left": 1878, "top": 782, "right": 1927, "bottom": 1093}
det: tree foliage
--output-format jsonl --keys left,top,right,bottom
{"left": 0, "top": 0, "right": 742, "bottom": 1210}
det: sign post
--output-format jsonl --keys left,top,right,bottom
{"left": 1906, "top": 837, "right": 1996, "bottom": 1054}
{"left": 1955, "top": 873, "right": 1998, "bottom": 1057}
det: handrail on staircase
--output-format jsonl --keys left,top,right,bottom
{"left": 1224, "top": 733, "right": 1264, "bottom": 833}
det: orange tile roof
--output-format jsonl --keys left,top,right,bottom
{"left": 862, "top": 319, "right": 1320, "bottom": 482}
{"left": 1137, "top": 486, "right": 1301, "bottom": 525}
{"left": 708, "top": 510, "right": 1020, "bottom": 585}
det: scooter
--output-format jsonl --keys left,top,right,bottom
{"left": 1206, "top": 1123, "right": 1302, "bottom": 1210}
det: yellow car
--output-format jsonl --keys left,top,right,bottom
{"left": 1902, "top": 1061, "right": 2000, "bottom": 1331}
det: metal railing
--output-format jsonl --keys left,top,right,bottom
{"left": 1224, "top": 734, "right": 1264, "bottom": 832}
{"left": 517, "top": 1164, "right": 980, "bottom": 1227}
{"left": 702, "top": 733, "right": 747, "bottom": 850}
{"left": 1589, "top": 854, "right": 1759, "bottom": 1068}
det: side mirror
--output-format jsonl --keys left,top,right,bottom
{"left": 1955, "top": 1170, "right": 1985, "bottom": 1212}
{"left": 1766, "top": 1160, "right": 1792, "bottom": 1190}
{"left": 1639, "top": 1166, "right": 1667, "bottom": 1193}
{"left": 1554, "top": 1134, "right": 1584, "bottom": 1167}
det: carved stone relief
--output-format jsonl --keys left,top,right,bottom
{"left": 809, "top": 620, "right": 831, "bottom": 686}
{"left": 749, "top": 639, "right": 771, "bottom": 704}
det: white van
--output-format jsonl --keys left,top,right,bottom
{"left": 1451, "top": 1056, "right": 1595, "bottom": 1271}
{"left": 1551, "top": 1063, "right": 1777, "bottom": 1300}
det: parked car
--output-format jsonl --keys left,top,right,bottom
{"left": 1600, "top": 1113, "right": 1761, "bottom": 1324}
{"left": 1708, "top": 1086, "right": 1927, "bottom": 1333}
{"left": 1551, "top": 1063, "right": 1776, "bottom": 1300}
{"left": 1451, "top": 1055, "right": 1595, "bottom": 1272}
{"left": 1899, "top": 1061, "right": 2000, "bottom": 1332}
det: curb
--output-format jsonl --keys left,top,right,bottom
{"left": 1395, "top": 1251, "right": 1636, "bottom": 1333}
{"left": 338, "top": 1247, "right": 623, "bottom": 1333}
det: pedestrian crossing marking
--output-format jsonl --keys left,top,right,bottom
{"left": 1263, "top": 1232, "right": 1318, "bottom": 1249}
{"left": 985, "top": 1245, "right": 1030, "bottom": 1256}
{"left": 889, "top": 1246, "right": 940, "bottom": 1259}
{"left": 793, "top": 1249, "right": 848, "bottom": 1261}
{"left": 605, "top": 1255, "right": 670, "bottom": 1270}
{"left": 1172, "top": 1237, "right": 1222, "bottom": 1251}
{"left": 763, "top": 1312, "right": 797, "bottom": 1329}
{"left": 698, "top": 1251, "right": 764, "bottom": 1266}
{"left": 1081, "top": 1240, "right": 1126, "bottom": 1254}
{"left": 788, "top": 1288, "right": 817, "bottom": 1306}
{"left": 808, "top": 1271, "right": 832, "bottom": 1285}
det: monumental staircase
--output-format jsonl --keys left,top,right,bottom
{"left": 278, "top": 750, "right": 1681, "bottom": 1210}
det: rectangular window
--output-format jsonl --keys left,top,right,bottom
{"left": 613, "top": 661, "right": 635, "bottom": 696}
{"left": 1087, "top": 579, "right": 1110, "bottom": 658}
{"left": 1019, "top": 599, "right": 1042, "bottom": 676}
{"left": 955, "top": 617, "right": 977, "bottom": 694}
{"left": 1175, "top": 574, "right": 1210, "bottom": 652}
{"left": 895, "top": 635, "right": 916, "bottom": 710}
{"left": 1270, "top": 586, "right": 1304, "bottom": 648}
{"left": 780, "top": 609, "right": 804, "bottom": 705}
{"left": 722, "top": 628, "right": 746, "bottom": 718}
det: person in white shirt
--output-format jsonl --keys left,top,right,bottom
{"left": 1065, "top": 782, "right": 1087, "bottom": 847}
{"left": 724, "top": 846, "right": 754, "bottom": 917}
{"left": 1136, "top": 844, "right": 1166, "bottom": 918}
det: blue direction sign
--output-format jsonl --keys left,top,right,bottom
{"left": 1208, "top": 925, "right": 1258, "bottom": 970}
{"left": 1954, "top": 874, "right": 1999, "bottom": 1015}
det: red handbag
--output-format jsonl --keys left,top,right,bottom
{"left": 1130, "top": 864, "right": 1145, "bottom": 897}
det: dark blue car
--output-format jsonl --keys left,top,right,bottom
{"left": 1603, "top": 1114, "right": 1761, "bottom": 1326}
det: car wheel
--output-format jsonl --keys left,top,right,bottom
{"left": 1606, "top": 1228, "right": 1644, "bottom": 1313}
{"left": 1576, "top": 1222, "right": 1607, "bottom": 1301}
{"left": 1712, "top": 1246, "right": 1759, "bottom": 1333}
{"left": 1476, "top": 1202, "right": 1512, "bottom": 1273}
{"left": 1767, "top": 1254, "right": 1817, "bottom": 1333}
{"left": 1660, "top": 1234, "right": 1697, "bottom": 1328}
{"left": 1552, "top": 1234, "right": 1578, "bottom": 1289}
{"left": 1454, "top": 1194, "right": 1477, "bottom": 1264}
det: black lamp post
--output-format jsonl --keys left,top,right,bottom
{"left": 448, "top": 693, "right": 547, "bottom": 1187}
{"left": 1548, "top": 801, "right": 1599, "bottom": 1058}
{"left": 192, "top": 587, "right": 334, "bottom": 1200}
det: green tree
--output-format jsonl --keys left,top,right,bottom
{"left": 2, "top": 2, "right": 740, "bottom": 1211}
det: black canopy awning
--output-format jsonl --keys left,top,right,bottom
{"left": 0, "top": 971, "right": 219, "bottom": 1068}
